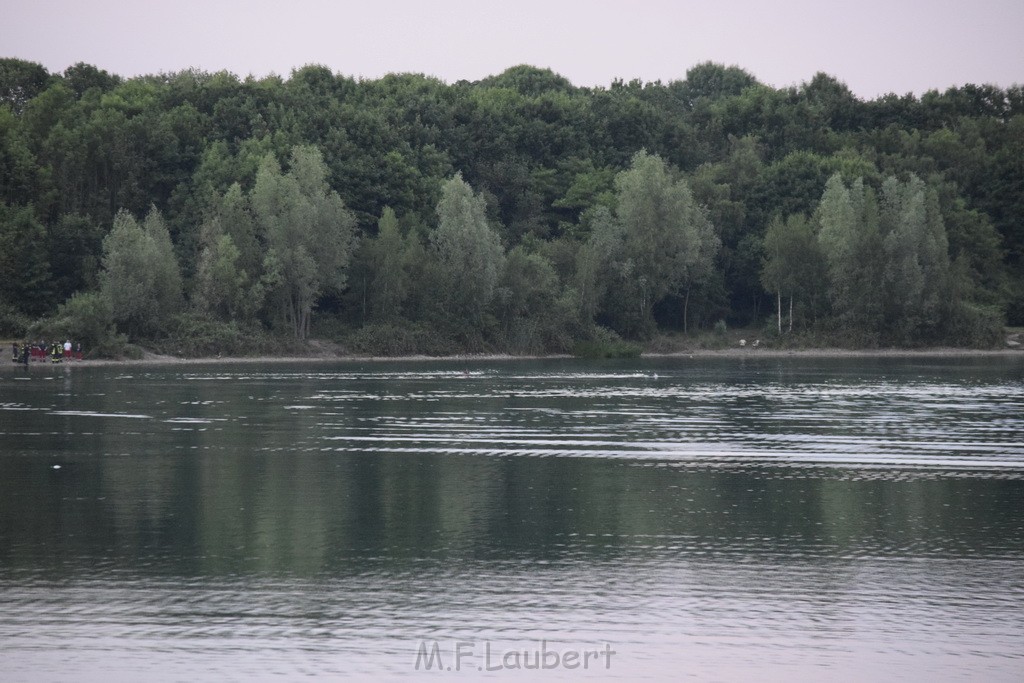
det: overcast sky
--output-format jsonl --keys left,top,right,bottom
{"left": 3, "top": 0, "right": 1022, "bottom": 99}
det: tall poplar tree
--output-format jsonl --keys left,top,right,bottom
{"left": 761, "top": 213, "right": 825, "bottom": 333}
{"left": 0, "top": 203, "right": 51, "bottom": 317}
{"left": 432, "top": 173, "right": 505, "bottom": 328}
{"left": 816, "top": 174, "right": 884, "bottom": 341}
{"left": 251, "top": 146, "right": 355, "bottom": 339}
{"left": 583, "top": 151, "right": 719, "bottom": 337}
{"left": 879, "top": 174, "right": 951, "bottom": 341}
{"left": 99, "top": 206, "right": 183, "bottom": 337}
{"left": 193, "top": 218, "right": 248, "bottom": 321}
{"left": 367, "top": 207, "right": 409, "bottom": 321}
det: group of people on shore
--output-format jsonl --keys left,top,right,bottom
{"left": 10, "top": 340, "right": 84, "bottom": 365}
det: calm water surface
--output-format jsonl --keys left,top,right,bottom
{"left": 0, "top": 356, "right": 1022, "bottom": 681}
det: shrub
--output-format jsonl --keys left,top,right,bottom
{"left": 347, "top": 322, "right": 457, "bottom": 356}
{"left": 572, "top": 326, "right": 641, "bottom": 358}
{"left": 0, "top": 302, "right": 30, "bottom": 338}
{"left": 30, "top": 291, "right": 126, "bottom": 357}
{"left": 148, "top": 313, "right": 280, "bottom": 358}
{"left": 943, "top": 303, "right": 1004, "bottom": 348}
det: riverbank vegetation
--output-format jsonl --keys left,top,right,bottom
{"left": 1, "top": 59, "right": 1020, "bottom": 356}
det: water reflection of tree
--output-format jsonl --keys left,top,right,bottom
{"left": 2, "top": 365, "right": 1021, "bottom": 581}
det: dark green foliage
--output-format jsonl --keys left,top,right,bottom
{"left": 0, "top": 60, "right": 1018, "bottom": 351}
{"left": 147, "top": 313, "right": 280, "bottom": 358}
{"left": 99, "top": 207, "right": 183, "bottom": 337}
{"left": 671, "top": 62, "right": 759, "bottom": 109}
{"left": 0, "top": 301, "right": 31, "bottom": 337}
{"left": 479, "top": 65, "right": 576, "bottom": 97}
{"left": 576, "top": 152, "right": 719, "bottom": 338}
{"left": 943, "top": 302, "right": 1004, "bottom": 347}
{"left": 62, "top": 63, "right": 120, "bottom": 98}
{"left": 32, "top": 291, "right": 123, "bottom": 357}
{"left": 0, "top": 203, "right": 52, "bottom": 316}
{"left": 251, "top": 146, "right": 356, "bottom": 338}
{"left": 432, "top": 173, "right": 504, "bottom": 329}
{"left": 0, "top": 59, "right": 53, "bottom": 114}
{"left": 761, "top": 213, "right": 827, "bottom": 333}
{"left": 572, "top": 327, "right": 642, "bottom": 359}
{"left": 47, "top": 213, "right": 104, "bottom": 300}
{"left": 493, "top": 246, "right": 577, "bottom": 353}
{"left": 345, "top": 321, "right": 457, "bottom": 357}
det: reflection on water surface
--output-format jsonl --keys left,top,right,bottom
{"left": 0, "top": 357, "right": 1022, "bottom": 681}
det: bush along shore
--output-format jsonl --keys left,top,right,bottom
{"left": 5, "top": 325, "right": 1022, "bottom": 368}
{"left": 2, "top": 60, "right": 1021, "bottom": 355}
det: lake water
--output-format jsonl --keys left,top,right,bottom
{"left": 1, "top": 356, "right": 1022, "bottom": 681}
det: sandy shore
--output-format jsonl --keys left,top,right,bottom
{"left": 2, "top": 346, "right": 1021, "bottom": 370}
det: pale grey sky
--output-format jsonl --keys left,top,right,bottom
{"left": 2, "top": 0, "right": 1022, "bottom": 99}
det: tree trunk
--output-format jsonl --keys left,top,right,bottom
{"left": 683, "top": 288, "right": 691, "bottom": 336}
{"left": 788, "top": 295, "right": 793, "bottom": 333}
{"left": 777, "top": 290, "right": 782, "bottom": 334}
{"left": 290, "top": 295, "right": 300, "bottom": 340}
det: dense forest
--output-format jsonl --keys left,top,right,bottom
{"left": 1, "top": 58, "right": 1021, "bottom": 356}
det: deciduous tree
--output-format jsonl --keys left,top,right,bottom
{"left": 606, "top": 151, "right": 719, "bottom": 336}
{"left": 100, "top": 207, "right": 183, "bottom": 337}
{"left": 432, "top": 173, "right": 505, "bottom": 328}
{"left": 761, "top": 213, "right": 825, "bottom": 333}
{"left": 251, "top": 146, "right": 355, "bottom": 339}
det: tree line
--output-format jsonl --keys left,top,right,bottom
{"left": 1, "top": 58, "right": 1020, "bottom": 354}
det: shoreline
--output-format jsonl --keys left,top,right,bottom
{"left": 2, "top": 346, "right": 1022, "bottom": 370}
